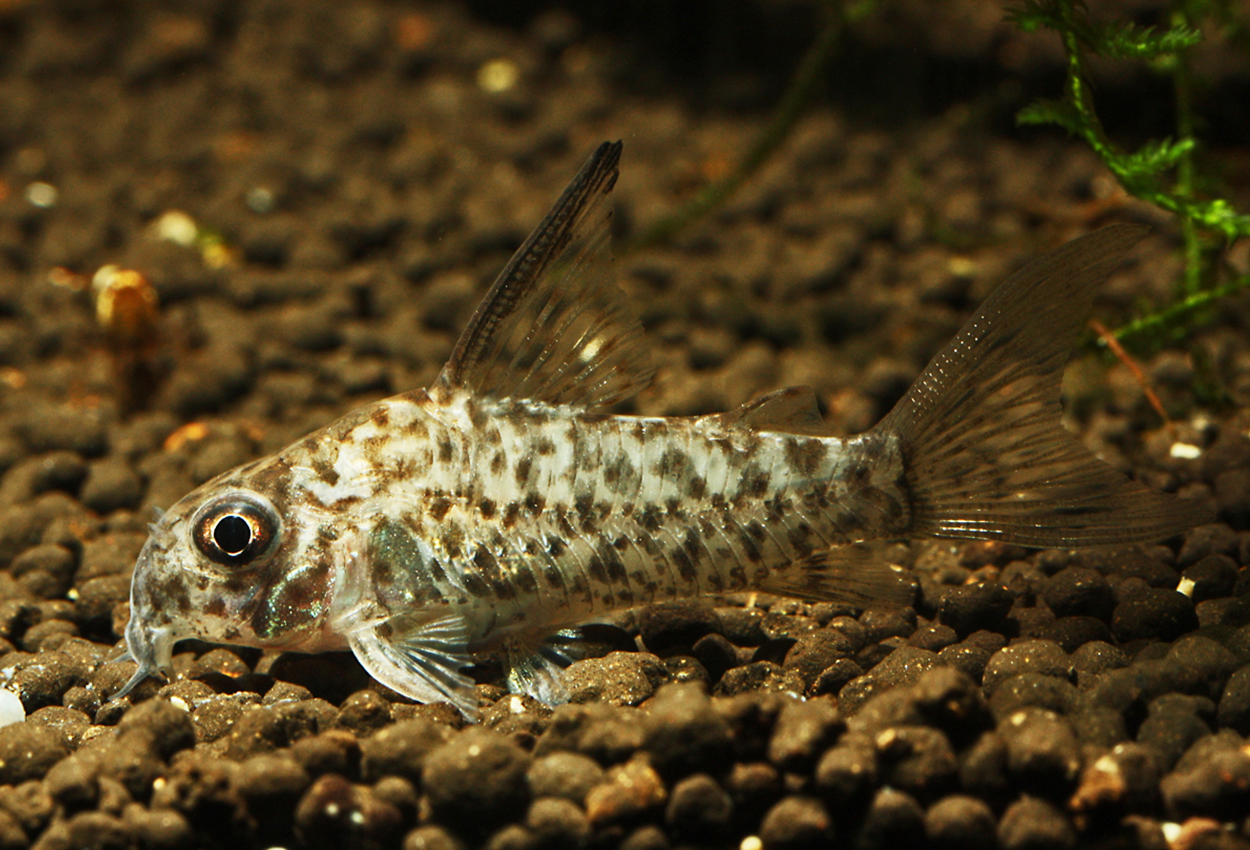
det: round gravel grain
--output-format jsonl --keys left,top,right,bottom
{"left": 924, "top": 794, "right": 997, "bottom": 850}
{"left": 998, "top": 796, "right": 1076, "bottom": 850}
{"left": 1181, "top": 554, "right": 1239, "bottom": 602}
{"left": 759, "top": 795, "right": 833, "bottom": 850}
{"left": 783, "top": 628, "right": 857, "bottom": 689}
{"left": 527, "top": 796, "right": 591, "bottom": 849}
{"left": 335, "top": 689, "right": 392, "bottom": 736}
{"left": 359, "top": 718, "right": 451, "bottom": 783}
{"left": 0, "top": 720, "right": 70, "bottom": 785}
{"left": 526, "top": 752, "right": 605, "bottom": 805}
{"left": 855, "top": 786, "right": 925, "bottom": 850}
{"left": 640, "top": 600, "right": 720, "bottom": 655}
{"left": 1217, "top": 666, "right": 1250, "bottom": 734}
{"left": 423, "top": 728, "right": 531, "bottom": 835}
{"left": 939, "top": 584, "right": 1014, "bottom": 637}
{"left": 767, "top": 698, "right": 843, "bottom": 772}
{"left": 982, "top": 640, "right": 1072, "bottom": 693}
{"left": 642, "top": 683, "right": 734, "bottom": 778}
{"left": 1112, "top": 587, "right": 1199, "bottom": 643}
{"left": 293, "top": 773, "right": 403, "bottom": 850}
{"left": 1041, "top": 567, "right": 1115, "bottom": 621}
{"left": 1160, "top": 733, "right": 1250, "bottom": 820}
{"left": 664, "top": 773, "right": 733, "bottom": 836}
{"left": 1000, "top": 710, "right": 1081, "bottom": 799}
{"left": 403, "top": 826, "right": 465, "bottom": 850}
{"left": 1042, "top": 616, "right": 1115, "bottom": 654}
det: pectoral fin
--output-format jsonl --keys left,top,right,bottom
{"left": 347, "top": 612, "right": 479, "bottom": 720}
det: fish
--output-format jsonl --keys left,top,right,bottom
{"left": 117, "top": 141, "right": 1212, "bottom": 718}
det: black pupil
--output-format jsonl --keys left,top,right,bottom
{"left": 214, "top": 514, "right": 252, "bottom": 556}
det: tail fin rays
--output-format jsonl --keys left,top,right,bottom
{"left": 876, "top": 225, "right": 1212, "bottom": 548}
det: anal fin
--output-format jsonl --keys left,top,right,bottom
{"left": 757, "top": 543, "right": 915, "bottom": 609}
{"left": 347, "top": 612, "right": 479, "bottom": 720}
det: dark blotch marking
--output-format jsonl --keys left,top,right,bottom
{"left": 490, "top": 451, "right": 506, "bottom": 476}
{"left": 429, "top": 497, "right": 452, "bottom": 522}
{"left": 639, "top": 504, "right": 663, "bottom": 532}
{"left": 587, "top": 553, "right": 610, "bottom": 583}
{"left": 466, "top": 398, "right": 487, "bottom": 429}
{"left": 568, "top": 571, "right": 590, "bottom": 596}
{"left": 657, "top": 448, "right": 692, "bottom": 481}
{"left": 737, "top": 524, "right": 762, "bottom": 562}
{"left": 687, "top": 475, "right": 706, "bottom": 500}
{"left": 524, "top": 493, "right": 545, "bottom": 515}
{"left": 152, "top": 572, "right": 192, "bottom": 616}
{"left": 681, "top": 528, "right": 703, "bottom": 566}
{"left": 786, "top": 522, "right": 815, "bottom": 557}
{"left": 514, "top": 564, "right": 539, "bottom": 594}
{"left": 462, "top": 571, "right": 491, "bottom": 599}
{"left": 784, "top": 437, "right": 829, "bottom": 477}
{"left": 441, "top": 523, "right": 464, "bottom": 559}
{"left": 598, "top": 538, "right": 629, "bottom": 583}
{"left": 535, "top": 437, "right": 555, "bottom": 455}
{"left": 502, "top": 502, "right": 521, "bottom": 529}
{"left": 244, "top": 459, "right": 293, "bottom": 500}
{"left": 371, "top": 406, "right": 390, "bottom": 428}
{"left": 472, "top": 547, "right": 515, "bottom": 599}
{"left": 574, "top": 494, "right": 594, "bottom": 522}
{"left": 671, "top": 546, "right": 698, "bottom": 583}
{"left": 515, "top": 457, "right": 533, "bottom": 487}
{"left": 478, "top": 498, "right": 496, "bottom": 519}
{"left": 310, "top": 454, "right": 339, "bottom": 487}
{"left": 437, "top": 435, "right": 455, "bottom": 463}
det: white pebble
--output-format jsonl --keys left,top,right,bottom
{"left": 0, "top": 689, "right": 25, "bottom": 727}
{"left": 1170, "top": 442, "right": 1201, "bottom": 460}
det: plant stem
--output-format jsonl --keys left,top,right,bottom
{"left": 1171, "top": 5, "right": 1204, "bottom": 297}
{"left": 628, "top": 0, "right": 867, "bottom": 251}
{"left": 1111, "top": 271, "right": 1250, "bottom": 343}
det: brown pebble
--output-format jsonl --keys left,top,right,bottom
{"left": 584, "top": 754, "right": 667, "bottom": 827}
{"left": 759, "top": 795, "right": 834, "bottom": 849}
{"left": 293, "top": 773, "right": 403, "bottom": 850}
{"left": 359, "top": 718, "right": 452, "bottom": 784}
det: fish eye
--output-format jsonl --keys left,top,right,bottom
{"left": 192, "top": 494, "right": 279, "bottom": 567}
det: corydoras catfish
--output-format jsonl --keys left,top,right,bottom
{"left": 118, "top": 141, "right": 1211, "bottom": 718}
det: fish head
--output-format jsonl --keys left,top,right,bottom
{"left": 118, "top": 454, "right": 345, "bottom": 696}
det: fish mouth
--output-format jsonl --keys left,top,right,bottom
{"left": 113, "top": 613, "right": 178, "bottom": 698}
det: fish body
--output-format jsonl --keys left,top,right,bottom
{"left": 120, "top": 142, "right": 1210, "bottom": 717}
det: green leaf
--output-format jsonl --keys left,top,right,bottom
{"left": 1016, "top": 98, "right": 1083, "bottom": 135}
{"left": 1006, "top": 1, "right": 1062, "bottom": 33}
{"left": 1093, "top": 20, "right": 1202, "bottom": 58}
{"left": 1121, "top": 137, "right": 1196, "bottom": 176}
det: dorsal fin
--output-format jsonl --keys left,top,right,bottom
{"left": 436, "top": 142, "right": 654, "bottom": 409}
{"left": 715, "top": 386, "right": 827, "bottom": 435}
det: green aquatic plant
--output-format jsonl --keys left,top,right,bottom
{"left": 1010, "top": 0, "right": 1250, "bottom": 347}
{"left": 628, "top": 0, "right": 881, "bottom": 251}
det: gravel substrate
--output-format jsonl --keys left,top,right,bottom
{"left": 2, "top": 1, "right": 1250, "bottom": 848}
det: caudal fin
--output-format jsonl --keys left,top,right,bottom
{"left": 875, "top": 224, "right": 1212, "bottom": 547}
